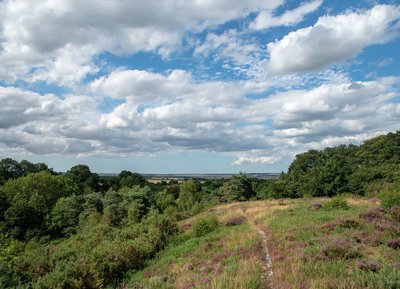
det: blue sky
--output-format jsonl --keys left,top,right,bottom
{"left": 0, "top": 0, "right": 399, "bottom": 173}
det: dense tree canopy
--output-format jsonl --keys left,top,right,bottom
{"left": 0, "top": 158, "right": 52, "bottom": 185}
{"left": 283, "top": 131, "right": 400, "bottom": 197}
{"left": 1, "top": 171, "right": 79, "bottom": 239}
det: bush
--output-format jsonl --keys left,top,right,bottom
{"left": 320, "top": 238, "right": 362, "bottom": 260}
{"left": 378, "top": 190, "right": 400, "bottom": 210}
{"left": 324, "top": 196, "right": 350, "bottom": 210}
{"left": 192, "top": 216, "right": 218, "bottom": 237}
{"left": 225, "top": 216, "right": 245, "bottom": 226}
{"left": 356, "top": 259, "right": 382, "bottom": 272}
{"left": 387, "top": 238, "right": 400, "bottom": 250}
{"left": 389, "top": 206, "right": 400, "bottom": 221}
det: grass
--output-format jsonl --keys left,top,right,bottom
{"left": 266, "top": 197, "right": 400, "bottom": 289}
{"left": 119, "top": 205, "right": 262, "bottom": 289}
{"left": 113, "top": 197, "right": 400, "bottom": 288}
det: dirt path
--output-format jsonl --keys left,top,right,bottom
{"left": 241, "top": 208, "right": 273, "bottom": 289}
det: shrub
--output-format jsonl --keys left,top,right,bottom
{"left": 360, "top": 207, "right": 385, "bottom": 221}
{"left": 379, "top": 190, "right": 400, "bottom": 210}
{"left": 356, "top": 259, "right": 381, "bottom": 272}
{"left": 192, "top": 216, "right": 218, "bottom": 237}
{"left": 308, "top": 203, "right": 323, "bottom": 210}
{"left": 389, "top": 206, "right": 400, "bottom": 221}
{"left": 225, "top": 216, "right": 245, "bottom": 226}
{"left": 324, "top": 196, "right": 350, "bottom": 210}
{"left": 320, "top": 238, "right": 361, "bottom": 260}
{"left": 387, "top": 238, "right": 400, "bottom": 249}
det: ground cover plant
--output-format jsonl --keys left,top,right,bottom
{"left": 267, "top": 197, "right": 400, "bottom": 289}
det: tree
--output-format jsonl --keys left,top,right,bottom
{"left": 1, "top": 171, "right": 79, "bottom": 239}
{"left": 155, "top": 190, "right": 176, "bottom": 212}
{"left": 177, "top": 180, "right": 201, "bottom": 211}
{"left": 65, "top": 164, "right": 100, "bottom": 193}
{"left": 218, "top": 172, "right": 254, "bottom": 202}
{"left": 0, "top": 189, "right": 9, "bottom": 221}
{"left": 118, "top": 170, "right": 146, "bottom": 188}
{"left": 0, "top": 158, "right": 22, "bottom": 185}
{"left": 20, "top": 160, "right": 51, "bottom": 175}
{"left": 0, "top": 158, "right": 52, "bottom": 185}
{"left": 46, "top": 195, "right": 84, "bottom": 237}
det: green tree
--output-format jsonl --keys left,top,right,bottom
{"left": 1, "top": 171, "right": 79, "bottom": 239}
{"left": 19, "top": 160, "right": 51, "bottom": 176}
{"left": 65, "top": 164, "right": 100, "bottom": 193}
{"left": 46, "top": 195, "right": 84, "bottom": 237}
{"left": 0, "top": 158, "right": 52, "bottom": 185}
{"left": 218, "top": 172, "right": 255, "bottom": 202}
{"left": 177, "top": 179, "right": 201, "bottom": 211}
{"left": 0, "top": 158, "right": 22, "bottom": 185}
{"left": 155, "top": 190, "right": 176, "bottom": 212}
{"left": 118, "top": 170, "right": 146, "bottom": 188}
{"left": 102, "top": 191, "right": 125, "bottom": 226}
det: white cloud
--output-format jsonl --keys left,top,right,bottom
{"left": 267, "top": 4, "right": 400, "bottom": 74}
{"left": 194, "top": 30, "right": 260, "bottom": 65}
{"left": 232, "top": 155, "right": 281, "bottom": 165}
{"left": 90, "top": 69, "right": 192, "bottom": 102}
{"left": 263, "top": 77, "right": 400, "bottom": 140}
{"left": 0, "top": 0, "right": 283, "bottom": 86}
{"left": 250, "top": 0, "right": 322, "bottom": 30}
{"left": 1, "top": 73, "right": 399, "bottom": 167}
{"left": 374, "top": 57, "right": 394, "bottom": 68}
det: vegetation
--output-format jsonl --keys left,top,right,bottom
{"left": 271, "top": 131, "right": 400, "bottom": 198}
{"left": 267, "top": 198, "right": 400, "bottom": 288}
{"left": 0, "top": 131, "right": 399, "bottom": 288}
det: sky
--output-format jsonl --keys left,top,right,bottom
{"left": 0, "top": 0, "right": 399, "bottom": 173}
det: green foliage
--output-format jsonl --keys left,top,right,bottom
{"left": 0, "top": 190, "right": 9, "bottom": 221}
{"left": 192, "top": 215, "right": 219, "bottom": 237}
{"left": 281, "top": 131, "right": 400, "bottom": 199}
{"left": 155, "top": 190, "right": 176, "bottom": 212}
{"left": 177, "top": 179, "right": 201, "bottom": 211}
{"left": 1, "top": 171, "right": 79, "bottom": 239}
{"left": 46, "top": 195, "right": 84, "bottom": 237}
{"left": 65, "top": 164, "right": 100, "bottom": 193}
{"left": 0, "top": 158, "right": 52, "bottom": 185}
{"left": 218, "top": 172, "right": 255, "bottom": 202}
{"left": 1, "top": 211, "right": 177, "bottom": 289}
{"left": 324, "top": 196, "right": 350, "bottom": 210}
{"left": 118, "top": 170, "right": 146, "bottom": 188}
{"left": 378, "top": 189, "right": 400, "bottom": 210}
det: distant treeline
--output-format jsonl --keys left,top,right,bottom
{"left": 0, "top": 131, "right": 399, "bottom": 288}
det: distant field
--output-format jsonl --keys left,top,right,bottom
{"left": 143, "top": 173, "right": 281, "bottom": 182}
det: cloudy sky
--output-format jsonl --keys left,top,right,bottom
{"left": 0, "top": 0, "right": 399, "bottom": 173}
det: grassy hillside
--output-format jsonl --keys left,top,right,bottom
{"left": 118, "top": 197, "right": 400, "bottom": 289}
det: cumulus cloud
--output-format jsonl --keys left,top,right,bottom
{"left": 266, "top": 4, "right": 400, "bottom": 74}
{"left": 1, "top": 73, "right": 399, "bottom": 167}
{"left": 263, "top": 77, "right": 400, "bottom": 142}
{"left": 0, "top": 0, "right": 283, "bottom": 86}
{"left": 250, "top": 0, "right": 322, "bottom": 30}
{"left": 90, "top": 69, "right": 193, "bottom": 101}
